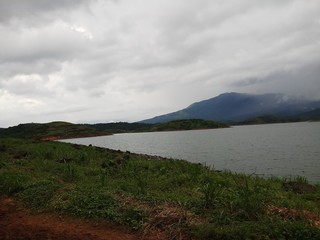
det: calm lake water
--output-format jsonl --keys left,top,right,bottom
{"left": 62, "top": 122, "right": 320, "bottom": 183}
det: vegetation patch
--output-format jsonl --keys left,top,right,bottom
{"left": 17, "top": 180, "right": 62, "bottom": 209}
{"left": 0, "top": 171, "right": 30, "bottom": 195}
{"left": 138, "top": 119, "right": 229, "bottom": 132}
{"left": 143, "top": 204, "right": 204, "bottom": 240}
{"left": 0, "top": 137, "right": 319, "bottom": 239}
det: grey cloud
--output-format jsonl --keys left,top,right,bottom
{"left": 232, "top": 62, "right": 320, "bottom": 100}
{"left": 0, "top": 72, "right": 58, "bottom": 99}
{"left": 0, "top": 22, "right": 90, "bottom": 64}
{"left": 1, "top": 0, "right": 320, "bottom": 127}
{"left": 0, "top": 0, "right": 91, "bottom": 24}
{"left": 0, "top": 60, "right": 62, "bottom": 79}
{"left": 37, "top": 106, "right": 90, "bottom": 116}
{"left": 0, "top": 21, "right": 91, "bottom": 98}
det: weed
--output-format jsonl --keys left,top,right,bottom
{"left": 99, "top": 169, "right": 109, "bottom": 186}
{"left": 187, "top": 163, "right": 203, "bottom": 182}
{"left": 17, "top": 180, "right": 62, "bottom": 209}
{"left": 125, "top": 160, "right": 148, "bottom": 195}
{"left": 231, "top": 176, "right": 270, "bottom": 220}
{"left": 0, "top": 172, "right": 30, "bottom": 195}
{"left": 200, "top": 177, "right": 222, "bottom": 208}
{"left": 294, "top": 176, "right": 309, "bottom": 183}
{"left": 63, "top": 163, "right": 79, "bottom": 182}
{"left": 55, "top": 187, "right": 146, "bottom": 227}
{"left": 0, "top": 155, "right": 7, "bottom": 168}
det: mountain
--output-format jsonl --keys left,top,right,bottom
{"left": 141, "top": 92, "right": 320, "bottom": 124}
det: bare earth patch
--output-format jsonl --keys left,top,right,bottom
{"left": 0, "top": 197, "right": 140, "bottom": 240}
{"left": 268, "top": 205, "right": 320, "bottom": 228}
{"left": 143, "top": 204, "right": 205, "bottom": 240}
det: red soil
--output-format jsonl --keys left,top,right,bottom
{"left": 0, "top": 198, "right": 140, "bottom": 240}
{"left": 40, "top": 133, "right": 113, "bottom": 141}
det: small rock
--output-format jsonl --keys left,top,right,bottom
{"left": 59, "top": 157, "right": 74, "bottom": 163}
{"left": 0, "top": 144, "right": 7, "bottom": 152}
{"left": 13, "top": 151, "right": 28, "bottom": 160}
{"left": 283, "top": 181, "right": 316, "bottom": 194}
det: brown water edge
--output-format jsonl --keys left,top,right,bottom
{"left": 40, "top": 133, "right": 113, "bottom": 141}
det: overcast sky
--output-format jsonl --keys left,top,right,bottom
{"left": 1, "top": 0, "right": 320, "bottom": 127}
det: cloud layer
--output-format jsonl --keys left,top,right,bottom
{"left": 1, "top": 0, "right": 320, "bottom": 127}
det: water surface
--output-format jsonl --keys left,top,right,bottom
{"left": 62, "top": 122, "right": 320, "bottom": 183}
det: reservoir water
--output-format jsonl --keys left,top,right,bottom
{"left": 61, "top": 122, "right": 320, "bottom": 183}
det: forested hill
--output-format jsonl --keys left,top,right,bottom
{"left": 88, "top": 122, "right": 150, "bottom": 133}
{"left": 137, "top": 119, "right": 229, "bottom": 132}
{"left": 0, "top": 119, "right": 228, "bottom": 139}
{"left": 236, "top": 109, "right": 320, "bottom": 125}
{"left": 0, "top": 122, "right": 104, "bottom": 140}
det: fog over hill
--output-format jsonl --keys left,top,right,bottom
{"left": 141, "top": 93, "right": 320, "bottom": 124}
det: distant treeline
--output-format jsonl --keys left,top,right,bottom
{"left": 0, "top": 119, "right": 228, "bottom": 139}
{"left": 236, "top": 110, "right": 320, "bottom": 125}
{"left": 0, "top": 122, "right": 99, "bottom": 139}
{"left": 1, "top": 111, "right": 319, "bottom": 140}
{"left": 137, "top": 119, "right": 229, "bottom": 132}
{"left": 87, "top": 122, "right": 149, "bottom": 133}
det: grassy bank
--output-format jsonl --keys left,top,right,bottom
{"left": 0, "top": 138, "right": 319, "bottom": 239}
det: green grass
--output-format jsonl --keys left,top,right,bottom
{"left": 0, "top": 137, "right": 319, "bottom": 239}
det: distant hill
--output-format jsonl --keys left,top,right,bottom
{"left": 236, "top": 115, "right": 299, "bottom": 125}
{"left": 0, "top": 119, "right": 229, "bottom": 139}
{"left": 0, "top": 121, "right": 106, "bottom": 140}
{"left": 298, "top": 108, "right": 320, "bottom": 120}
{"left": 237, "top": 108, "right": 320, "bottom": 125}
{"left": 138, "top": 119, "right": 229, "bottom": 132}
{"left": 89, "top": 122, "right": 150, "bottom": 133}
{"left": 141, "top": 92, "right": 320, "bottom": 124}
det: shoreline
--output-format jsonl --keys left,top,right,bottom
{"left": 39, "top": 133, "right": 113, "bottom": 141}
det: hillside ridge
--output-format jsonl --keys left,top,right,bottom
{"left": 141, "top": 92, "right": 320, "bottom": 124}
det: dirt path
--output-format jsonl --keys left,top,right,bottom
{"left": 0, "top": 198, "right": 141, "bottom": 240}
